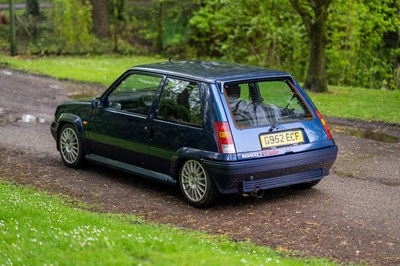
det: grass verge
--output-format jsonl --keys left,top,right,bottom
{"left": 1, "top": 54, "right": 399, "bottom": 124}
{"left": 308, "top": 86, "right": 400, "bottom": 124}
{"left": 0, "top": 182, "right": 333, "bottom": 265}
{"left": 0, "top": 55, "right": 164, "bottom": 86}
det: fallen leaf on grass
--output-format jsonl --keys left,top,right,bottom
{"left": 278, "top": 246, "right": 289, "bottom": 252}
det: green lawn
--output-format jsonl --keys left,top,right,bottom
{"left": 308, "top": 86, "right": 400, "bottom": 124}
{"left": 1, "top": 55, "right": 399, "bottom": 124}
{"left": 0, "top": 0, "right": 24, "bottom": 3}
{"left": 0, "top": 182, "right": 333, "bottom": 266}
{"left": 0, "top": 55, "right": 164, "bottom": 86}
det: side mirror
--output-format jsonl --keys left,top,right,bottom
{"left": 91, "top": 98, "right": 103, "bottom": 109}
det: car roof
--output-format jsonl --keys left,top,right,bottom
{"left": 131, "top": 60, "right": 291, "bottom": 83}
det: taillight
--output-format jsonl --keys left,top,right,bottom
{"left": 214, "top": 122, "right": 236, "bottom": 153}
{"left": 315, "top": 110, "right": 333, "bottom": 140}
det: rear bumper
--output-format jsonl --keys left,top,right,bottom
{"left": 201, "top": 145, "right": 338, "bottom": 194}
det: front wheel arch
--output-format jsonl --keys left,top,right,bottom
{"left": 56, "top": 113, "right": 85, "bottom": 151}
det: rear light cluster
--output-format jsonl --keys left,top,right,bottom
{"left": 214, "top": 122, "right": 236, "bottom": 153}
{"left": 315, "top": 110, "right": 333, "bottom": 140}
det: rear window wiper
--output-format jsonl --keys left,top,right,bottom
{"left": 283, "top": 93, "right": 297, "bottom": 110}
{"left": 269, "top": 118, "right": 282, "bottom": 132}
{"left": 268, "top": 113, "right": 310, "bottom": 132}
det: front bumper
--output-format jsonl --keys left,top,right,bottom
{"left": 201, "top": 145, "right": 338, "bottom": 194}
{"left": 50, "top": 121, "right": 59, "bottom": 141}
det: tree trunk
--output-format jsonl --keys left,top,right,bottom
{"left": 89, "top": 0, "right": 109, "bottom": 39}
{"left": 290, "top": 0, "right": 331, "bottom": 92}
{"left": 304, "top": 16, "right": 328, "bottom": 92}
{"left": 26, "top": 0, "right": 40, "bottom": 40}
{"left": 26, "top": 0, "right": 40, "bottom": 17}
{"left": 156, "top": 0, "right": 164, "bottom": 53}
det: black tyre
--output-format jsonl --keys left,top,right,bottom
{"left": 58, "top": 124, "right": 86, "bottom": 168}
{"left": 179, "top": 160, "right": 218, "bottom": 208}
{"left": 292, "top": 180, "right": 320, "bottom": 189}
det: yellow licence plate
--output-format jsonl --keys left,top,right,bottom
{"left": 260, "top": 130, "right": 304, "bottom": 149}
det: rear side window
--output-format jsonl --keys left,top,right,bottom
{"left": 156, "top": 78, "right": 203, "bottom": 126}
{"left": 224, "top": 80, "right": 311, "bottom": 128}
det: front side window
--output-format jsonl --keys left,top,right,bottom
{"left": 224, "top": 80, "right": 311, "bottom": 128}
{"left": 106, "top": 73, "right": 162, "bottom": 115}
{"left": 156, "top": 78, "right": 203, "bottom": 126}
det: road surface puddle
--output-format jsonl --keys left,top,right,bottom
{"left": 68, "top": 93, "right": 95, "bottom": 99}
{"left": 19, "top": 114, "right": 46, "bottom": 123}
{"left": 0, "top": 109, "right": 46, "bottom": 124}
{"left": 331, "top": 123, "right": 400, "bottom": 143}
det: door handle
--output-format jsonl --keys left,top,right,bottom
{"left": 144, "top": 126, "right": 154, "bottom": 138}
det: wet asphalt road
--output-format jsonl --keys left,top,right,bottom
{"left": 1, "top": 68, "right": 399, "bottom": 265}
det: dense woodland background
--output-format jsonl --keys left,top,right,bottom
{"left": 0, "top": 0, "right": 399, "bottom": 91}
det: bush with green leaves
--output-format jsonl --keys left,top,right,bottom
{"left": 189, "top": 0, "right": 308, "bottom": 80}
{"left": 327, "top": 0, "right": 400, "bottom": 90}
{"left": 190, "top": 0, "right": 399, "bottom": 90}
{"left": 1, "top": 0, "right": 398, "bottom": 90}
{"left": 45, "top": 0, "right": 95, "bottom": 54}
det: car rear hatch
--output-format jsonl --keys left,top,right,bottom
{"left": 219, "top": 78, "right": 335, "bottom": 160}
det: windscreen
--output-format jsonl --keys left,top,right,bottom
{"left": 224, "top": 80, "right": 311, "bottom": 128}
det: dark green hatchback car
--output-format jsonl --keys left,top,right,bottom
{"left": 51, "top": 61, "right": 338, "bottom": 207}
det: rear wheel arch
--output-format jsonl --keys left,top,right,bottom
{"left": 177, "top": 158, "right": 218, "bottom": 208}
{"left": 171, "top": 148, "right": 222, "bottom": 190}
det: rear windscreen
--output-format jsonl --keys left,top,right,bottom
{"left": 224, "top": 80, "right": 311, "bottom": 128}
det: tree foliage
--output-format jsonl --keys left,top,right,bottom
{"left": 190, "top": 0, "right": 308, "bottom": 80}
{"left": 327, "top": 0, "right": 400, "bottom": 89}
{"left": 47, "top": 0, "right": 94, "bottom": 54}
{"left": 189, "top": 0, "right": 399, "bottom": 90}
{"left": 26, "top": 0, "right": 40, "bottom": 17}
{"left": 2, "top": 0, "right": 399, "bottom": 90}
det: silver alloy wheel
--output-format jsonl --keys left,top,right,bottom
{"left": 180, "top": 160, "right": 208, "bottom": 202}
{"left": 60, "top": 127, "right": 80, "bottom": 164}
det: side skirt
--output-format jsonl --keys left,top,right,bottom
{"left": 85, "top": 154, "right": 177, "bottom": 185}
